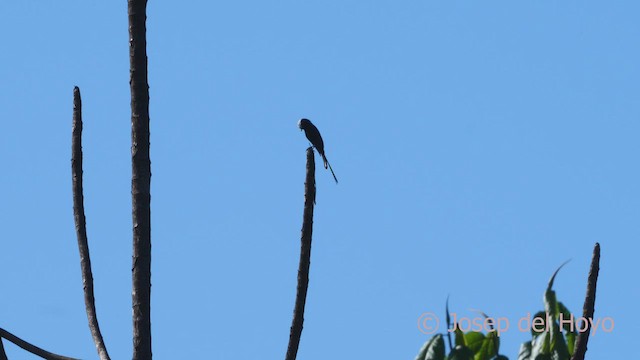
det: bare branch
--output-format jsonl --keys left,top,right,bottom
{"left": 128, "top": 0, "right": 152, "bottom": 359}
{"left": 0, "top": 328, "right": 79, "bottom": 360}
{"left": 571, "top": 243, "right": 601, "bottom": 360}
{"left": 0, "top": 337, "right": 7, "bottom": 360}
{"left": 285, "top": 147, "right": 316, "bottom": 360}
{"left": 72, "top": 86, "right": 111, "bottom": 360}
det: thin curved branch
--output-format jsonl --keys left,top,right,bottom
{"left": 571, "top": 242, "right": 601, "bottom": 360}
{"left": 285, "top": 147, "right": 316, "bottom": 360}
{"left": 72, "top": 86, "right": 111, "bottom": 360}
{"left": 0, "top": 328, "right": 79, "bottom": 360}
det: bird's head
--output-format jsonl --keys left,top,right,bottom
{"left": 298, "top": 118, "right": 311, "bottom": 131}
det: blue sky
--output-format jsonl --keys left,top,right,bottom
{"left": 0, "top": 2, "right": 637, "bottom": 359}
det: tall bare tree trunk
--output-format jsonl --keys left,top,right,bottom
{"left": 128, "top": 0, "right": 152, "bottom": 359}
{"left": 285, "top": 147, "right": 317, "bottom": 360}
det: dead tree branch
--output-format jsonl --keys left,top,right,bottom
{"left": 0, "top": 328, "right": 79, "bottom": 360}
{"left": 0, "top": 337, "right": 7, "bottom": 360}
{"left": 285, "top": 147, "right": 316, "bottom": 360}
{"left": 571, "top": 242, "right": 601, "bottom": 360}
{"left": 128, "top": 0, "right": 153, "bottom": 358}
{"left": 72, "top": 86, "right": 111, "bottom": 360}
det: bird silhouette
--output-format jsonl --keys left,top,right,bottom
{"left": 298, "top": 118, "right": 338, "bottom": 184}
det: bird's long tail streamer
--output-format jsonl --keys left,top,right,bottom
{"left": 323, "top": 154, "right": 338, "bottom": 184}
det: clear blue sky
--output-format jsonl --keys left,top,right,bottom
{"left": 0, "top": 2, "right": 637, "bottom": 359}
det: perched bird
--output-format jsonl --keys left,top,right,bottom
{"left": 298, "top": 118, "right": 338, "bottom": 184}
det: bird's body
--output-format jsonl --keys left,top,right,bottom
{"left": 298, "top": 118, "right": 338, "bottom": 184}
